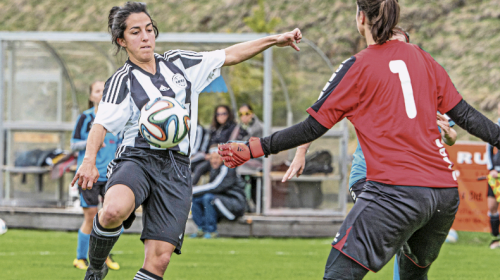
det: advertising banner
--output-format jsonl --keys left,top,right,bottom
{"left": 446, "top": 141, "right": 490, "bottom": 232}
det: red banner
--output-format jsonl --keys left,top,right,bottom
{"left": 446, "top": 141, "right": 490, "bottom": 232}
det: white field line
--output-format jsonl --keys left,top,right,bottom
{"left": 0, "top": 250, "right": 135, "bottom": 257}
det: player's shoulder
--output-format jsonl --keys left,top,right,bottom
{"left": 105, "top": 63, "right": 132, "bottom": 85}
{"left": 161, "top": 49, "right": 203, "bottom": 63}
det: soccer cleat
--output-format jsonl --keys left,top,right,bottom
{"left": 190, "top": 229, "right": 204, "bottom": 238}
{"left": 203, "top": 232, "right": 218, "bottom": 239}
{"left": 105, "top": 255, "right": 120, "bottom": 270}
{"left": 84, "top": 264, "right": 108, "bottom": 280}
{"left": 490, "top": 239, "right": 500, "bottom": 249}
{"left": 73, "top": 258, "right": 89, "bottom": 270}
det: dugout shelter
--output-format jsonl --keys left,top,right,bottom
{"left": 0, "top": 31, "right": 349, "bottom": 217}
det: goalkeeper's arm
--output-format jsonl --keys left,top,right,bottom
{"left": 259, "top": 116, "right": 328, "bottom": 156}
{"left": 219, "top": 117, "right": 328, "bottom": 168}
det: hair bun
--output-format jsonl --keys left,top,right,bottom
{"left": 108, "top": 6, "right": 120, "bottom": 31}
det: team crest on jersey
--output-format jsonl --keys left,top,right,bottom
{"left": 172, "top": 73, "right": 187, "bottom": 88}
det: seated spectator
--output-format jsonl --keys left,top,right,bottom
{"left": 192, "top": 105, "right": 237, "bottom": 185}
{"left": 190, "top": 146, "right": 246, "bottom": 239}
{"left": 190, "top": 124, "right": 210, "bottom": 172}
{"left": 231, "top": 104, "right": 263, "bottom": 140}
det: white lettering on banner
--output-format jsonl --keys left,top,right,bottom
{"left": 456, "top": 151, "right": 487, "bottom": 165}
{"left": 435, "top": 138, "right": 456, "bottom": 181}
{"left": 457, "top": 152, "right": 473, "bottom": 164}
{"left": 474, "top": 152, "right": 487, "bottom": 165}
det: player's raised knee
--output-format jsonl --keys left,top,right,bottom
{"left": 100, "top": 205, "right": 128, "bottom": 227}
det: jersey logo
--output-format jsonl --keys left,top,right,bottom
{"left": 159, "top": 85, "right": 170, "bottom": 91}
{"left": 172, "top": 73, "right": 187, "bottom": 88}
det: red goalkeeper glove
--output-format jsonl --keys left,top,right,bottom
{"left": 218, "top": 137, "right": 265, "bottom": 168}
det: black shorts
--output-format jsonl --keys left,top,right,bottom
{"left": 349, "top": 178, "right": 366, "bottom": 203}
{"left": 488, "top": 182, "right": 495, "bottom": 198}
{"left": 106, "top": 146, "right": 192, "bottom": 255}
{"left": 331, "top": 181, "right": 460, "bottom": 272}
{"left": 79, "top": 181, "right": 106, "bottom": 208}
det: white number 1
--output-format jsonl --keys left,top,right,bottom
{"left": 389, "top": 60, "right": 417, "bottom": 119}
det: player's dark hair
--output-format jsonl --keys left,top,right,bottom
{"left": 108, "top": 2, "right": 159, "bottom": 55}
{"left": 357, "top": 0, "right": 400, "bottom": 44}
{"left": 212, "top": 105, "right": 234, "bottom": 129}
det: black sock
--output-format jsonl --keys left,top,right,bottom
{"left": 134, "top": 268, "right": 163, "bottom": 280}
{"left": 88, "top": 213, "right": 123, "bottom": 270}
{"left": 491, "top": 213, "right": 499, "bottom": 237}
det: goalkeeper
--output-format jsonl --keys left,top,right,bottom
{"left": 486, "top": 102, "right": 500, "bottom": 249}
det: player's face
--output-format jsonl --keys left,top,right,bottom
{"left": 90, "top": 81, "right": 105, "bottom": 104}
{"left": 210, "top": 151, "right": 223, "bottom": 169}
{"left": 121, "top": 12, "right": 156, "bottom": 62}
{"left": 216, "top": 107, "right": 229, "bottom": 125}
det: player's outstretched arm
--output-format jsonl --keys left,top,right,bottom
{"left": 447, "top": 99, "right": 500, "bottom": 148}
{"left": 219, "top": 117, "right": 327, "bottom": 168}
{"left": 223, "top": 28, "right": 302, "bottom": 66}
{"left": 71, "top": 124, "right": 107, "bottom": 190}
{"left": 282, "top": 143, "right": 311, "bottom": 182}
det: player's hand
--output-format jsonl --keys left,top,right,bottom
{"left": 437, "top": 113, "right": 451, "bottom": 136}
{"left": 101, "top": 142, "right": 106, "bottom": 148}
{"left": 218, "top": 137, "right": 265, "bottom": 168}
{"left": 490, "top": 170, "right": 498, "bottom": 179}
{"left": 71, "top": 159, "right": 100, "bottom": 190}
{"left": 276, "top": 28, "right": 302, "bottom": 51}
{"left": 282, "top": 151, "right": 306, "bottom": 182}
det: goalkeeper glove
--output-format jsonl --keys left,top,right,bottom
{"left": 218, "top": 137, "right": 265, "bottom": 168}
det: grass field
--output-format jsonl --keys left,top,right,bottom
{"left": 1, "top": 229, "right": 500, "bottom": 279}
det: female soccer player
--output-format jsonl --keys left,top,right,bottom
{"left": 219, "top": 0, "right": 500, "bottom": 279}
{"left": 71, "top": 81, "right": 121, "bottom": 271}
{"left": 70, "top": 2, "right": 302, "bottom": 280}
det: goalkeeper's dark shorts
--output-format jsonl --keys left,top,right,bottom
{"left": 105, "top": 146, "right": 192, "bottom": 255}
{"left": 327, "top": 181, "right": 460, "bottom": 272}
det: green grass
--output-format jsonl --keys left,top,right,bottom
{"left": 0, "top": 229, "right": 499, "bottom": 279}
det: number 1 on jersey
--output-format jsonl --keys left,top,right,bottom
{"left": 390, "top": 60, "right": 417, "bottom": 119}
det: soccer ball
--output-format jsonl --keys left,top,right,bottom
{"left": 0, "top": 218, "right": 7, "bottom": 235}
{"left": 445, "top": 228, "right": 458, "bottom": 243}
{"left": 139, "top": 96, "right": 190, "bottom": 149}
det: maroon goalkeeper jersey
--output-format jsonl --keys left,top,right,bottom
{"left": 307, "top": 40, "right": 462, "bottom": 188}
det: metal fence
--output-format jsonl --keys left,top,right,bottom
{"left": 0, "top": 31, "right": 348, "bottom": 216}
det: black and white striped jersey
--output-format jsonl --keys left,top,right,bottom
{"left": 94, "top": 49, "right": 225, "bottom": 156}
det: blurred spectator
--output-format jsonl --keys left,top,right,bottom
{"left": 190, "top": 124, "right": 210, "bottom": 172}
{"left": 192, "top": 105, "right": 237, "bottom": 185}
{"left": 231, "top": 104, "right": 263, "bottom": 140}
{"left": 190, "top": 145, "right": 246, "bottom": 239}
{"left": 486, "top": 102, "right": 500, "bottom": 249}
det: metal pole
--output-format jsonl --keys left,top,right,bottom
{"left": 0, "top": 39, "right": 5, "bottom": 201}
{"left": 262, "top": 48, "right": 272, "bottom": 215}
{"left": 5, "top": 42, "right": 14, "bottom": 200}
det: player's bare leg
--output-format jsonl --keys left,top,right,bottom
{"left": 85, "top": 184, "right": 135, "bottom": 279}
{"left": 136, "top": 240, "right": 176, "bottom": 279}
